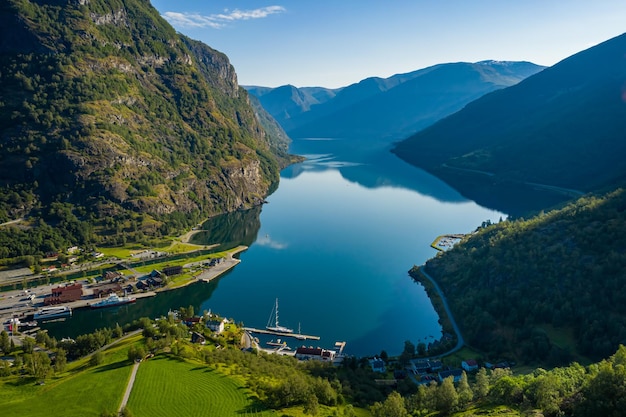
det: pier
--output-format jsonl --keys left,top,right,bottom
{"left": 243, "top": 327, "right": 320, "bottom": 340}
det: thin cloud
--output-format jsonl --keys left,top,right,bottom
{"left": 162, "top": 6, "right": 286, "bottom": 29}
{"left": 256, "top": 234, "right": 287, "bottom": 250}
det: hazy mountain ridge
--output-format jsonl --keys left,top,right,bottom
{"left": 393, "top": 32, "right": 626, "bottom": 195}
{"left": 246, "top": 60, "right": 545, "bottom": 140}
{"left": 0, "top": 0, "right": 285, "bottom": 251}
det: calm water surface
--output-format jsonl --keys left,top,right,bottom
{"left": 44, "top": 139, "right": 505, "bottom": 356}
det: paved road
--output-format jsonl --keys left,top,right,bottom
{"left": 416, "top": 266, "right": 464, "bottom": 356}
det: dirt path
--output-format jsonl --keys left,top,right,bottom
{"left": 119, "top": 360, "right": 140, "bottom": 414}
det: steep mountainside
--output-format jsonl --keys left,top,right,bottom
{"left": 0, "top": 0, "right": 288, "bottom": 254}
{"left": 247, "top": 61, "right": 544, "bottom": 140}
{"left": 393, "top": 32, "right": 626, "bottom": 195}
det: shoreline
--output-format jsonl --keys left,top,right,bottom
{"left": 164, "top": 245, "right": 248, "bottom": 289}
{"left": 430, "top": 234, "right": 466, "bottom": 252}
{"left": 0, "top": 245, "right": 249, "bottom": 324}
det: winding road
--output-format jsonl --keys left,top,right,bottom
{"left": 416, "top": 266, "right": 464, "bottom": 357}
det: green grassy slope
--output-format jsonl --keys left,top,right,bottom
{"left": 127, "top": 355, "right": 273, "bottom": 417}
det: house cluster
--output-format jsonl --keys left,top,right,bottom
{"left": 93, "top": 282, "right": 126, "bottom": 298}
{"left": 174, "top": 312, "right": 229, "bottom": 346}
{"left": 40, "top": 246, "right": 83, "bottom": 271}
{"left": 91, "top": 271, "right": 133, "bottom": 297}
{"left": 407, "top": 358, "right": 484, "bottom": 384}
{"left": 134, "top": 270, "right": 165, "bottom": 291}
{"left": 204, "top": 257, "right": 224, "bottom": 267}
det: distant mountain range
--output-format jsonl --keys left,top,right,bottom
{"left": 246, "top": 61, "right": 545, "bottom": 141}
{"left": 393, "top": 32, "right": 626, "bottom": 197}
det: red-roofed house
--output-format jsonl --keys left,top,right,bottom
{"left": 295, "top": 347, "right": 336, "bottom": 362}
{"left": 462, "top": 359, "right": 479, "bottom": 372}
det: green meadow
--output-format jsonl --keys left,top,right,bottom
{"left": 0, "top": 343, "right": 132, "bottom": 416}
{"left": 126, "top": 355, "right": 274, "bottom": 417}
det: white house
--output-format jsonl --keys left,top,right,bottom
{"left": 462, "top": 359, "right": 479, "bottom": 372}
{"left": 206, "top": 317, "right": 226, "bottom": 334}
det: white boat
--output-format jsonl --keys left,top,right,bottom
{"left": 33, "top": 306, "right": 72, "bottom": 320}
{"left": 90, "top": 293, "right": 136, "bottom": 309}
{"left": 266, "top": 298, "right": 293, "bottom": 334}
{"left": 267, "top": 338, "right": 287, "bottom": 347}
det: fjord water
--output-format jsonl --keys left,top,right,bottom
{"left": 200, "top": 139, "right": 505, "bottom": 356}
{"left": 43, "top": 138, "right": 505, "bottom": 357}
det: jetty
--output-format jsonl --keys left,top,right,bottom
{"left": 243, "top": 327, "right": 320, "bottom": 340}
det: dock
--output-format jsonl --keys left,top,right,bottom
{"left": 243, "top": 327, "right": 320, "bottom": 340}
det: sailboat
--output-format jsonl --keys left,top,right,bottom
{"left": 266, "top": 298, "right": 293, "bottom": 334}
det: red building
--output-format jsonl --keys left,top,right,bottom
{"left": 44, "top": 283, "right": 83, "bottom": 305}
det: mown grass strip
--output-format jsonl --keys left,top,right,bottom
{"left": 126, "top": 355, "right": 275, "bottom": 417}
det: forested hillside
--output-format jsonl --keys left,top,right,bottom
{"left": 415, "top": 187, "right": 626, "bottom": 365}
{"left": 0, "top": 0, "right": 291, "bottom": 258}
{"left": 393, "top": 32, "right": 626, "bottom": 195}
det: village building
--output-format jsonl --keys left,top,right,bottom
{"left": 295, "top": 347, "right": 336, "bottom": 362}
{"left": 44, "top": 283, "right": 83, "bottom": 305}
{"left": 369, "top": 357, "right": 386, "bottom": 372}
{"left": 103, "top": 271, "right": 124, "bottom": 281}
{"left": 92, "top": 283, "right": 122, "bottom": 298}
{"left": 413, "top": 361, "right": 431, "bottom": 375}
{"left": 462, "top": 359, "right": 479, "bottom": 372}
{"left": 428, "top": 359, "right": 443, "bottom": 372}
{"left": 438, "top": 369, "right": 464, "bottom": 383}
{"left": 183, "top": 316, "right": 202, "bottom": 327}
{"left": 191, "top": 332, "right": 206, "bottom": 345}
{"left": 162, "top": 265, "right": 183, "bottom": 277}
{"left": 206, "top": 317, "right": 227, "bottom": 334}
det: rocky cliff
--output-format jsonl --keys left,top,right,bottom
{"left": 0, "top": 0, "right": 287, "bottom": 247}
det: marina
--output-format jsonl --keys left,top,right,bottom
{"left": 245, "top": 297, "right": 321, "bottom": 340}
{"left": 243, "top": 326, "right": 320, "bottom": 340}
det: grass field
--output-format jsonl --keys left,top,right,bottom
{"left": 0, "top": 347, "right": 133, "bottom": 416}
{"left": 126, "top": 355, "right": 276, "bottom": 417}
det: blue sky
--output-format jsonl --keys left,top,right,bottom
{"left": 151, "top": 0, "right": 626, "bottom": 88}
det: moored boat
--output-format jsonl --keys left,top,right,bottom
{"left": 266, "top": 298, "right": 293, "bottom": 334}
{"left": 90, "top": 293, "right": 136, "bottom": 309}
{"left": 33, "top": 306, "right": 72, "bottom": 320}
